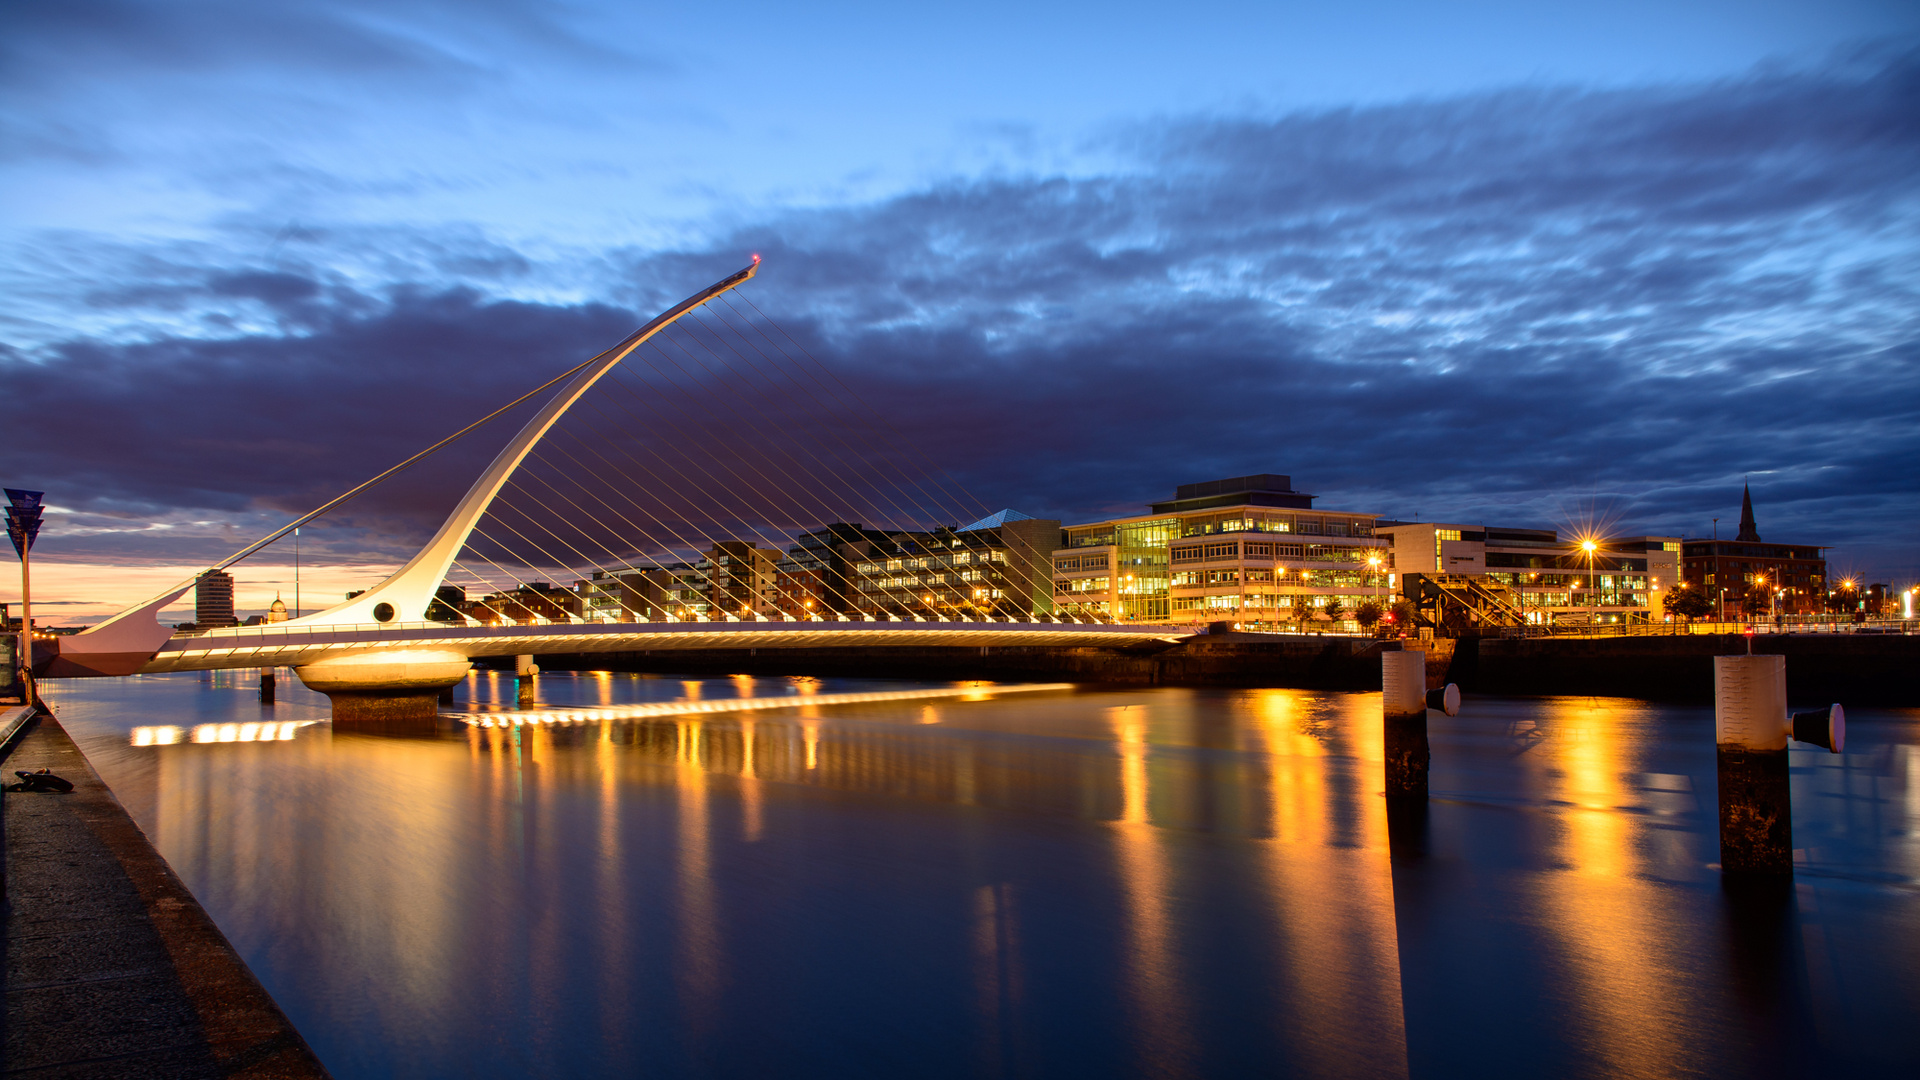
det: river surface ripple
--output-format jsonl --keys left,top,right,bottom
{"left": 44, "top": 671, "right": 1920, "bottom": 1080}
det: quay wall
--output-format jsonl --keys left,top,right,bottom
{"left": 1468, "top": 633, "right": 1918, "bottom": 705}
{"left": 532, "top": 632, "right": 1916, "bottom": 705}
{"left": 534, "top": 634, "right": 1403, "bottom": 691}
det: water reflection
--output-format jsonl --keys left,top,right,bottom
{"left": 1109, "top": 705, "right": 1192, "bottom": 1072}
{"left": 39, "top": 673, "right": 1920, "bottom": 1080}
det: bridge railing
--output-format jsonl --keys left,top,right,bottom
{"left": 162, "top": 612, "right": 1142, "bottom": 645}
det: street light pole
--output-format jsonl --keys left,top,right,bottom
{"left": 1581, "top": 538, "right": 1598, "bottom": 631}
{"left": 6, "top": 489, "right": 46, "bottom": 709}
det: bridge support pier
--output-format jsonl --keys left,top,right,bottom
{"left": 259, "top": 667, "right": 275, "bottom": 705}
{"left": 295, "top": 649, "right": 471, "bottom": 725}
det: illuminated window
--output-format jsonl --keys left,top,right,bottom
{"left": 1435, "top": 529, "right": 1462, "bottom": 542}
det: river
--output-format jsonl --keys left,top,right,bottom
{"left": 41, "top": 671, "right": 1920, "bottom": 1079}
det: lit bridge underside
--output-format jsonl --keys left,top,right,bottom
{"left": 136, "top": 620, "right": 1194, "bottom": 675}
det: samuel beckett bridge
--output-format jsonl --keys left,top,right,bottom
{"left": 46, "top": 259, "right": 1190, "bottom": 720}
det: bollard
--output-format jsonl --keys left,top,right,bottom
{"left": 1713, "top": 655, "right": 1845, "bottom": 875}
{"left": 1382, "top": 651, "right": 1429, "bottom": 798}
{"left": 1714, "top": 655, "right": 1791, "bottom": 874}
{"left": 515, "top": 654, "right": 538, "bottom": 705}
{"left": 259, "top": 667, "right": 275, "bottom": 705}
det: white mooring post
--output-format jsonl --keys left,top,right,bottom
{"left": 1382, "top": 649, "right": 1462, "bottom": 800}
{"left": 1713, "top": 654, "right": 1844, "bottom": 875}
{"left": 1382, "top": 651, "right": 1430, "bottom": 798}
{"left": 515, "top": 653, "right": 538, "bottom": 705}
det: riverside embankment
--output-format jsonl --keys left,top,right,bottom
{"left": 534, "top": 630, "right": 1917, "bottom": 704}
{"left": 2, "top": 707, "right": 330, "bottom": 1079}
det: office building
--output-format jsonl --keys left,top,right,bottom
{"left": 1054, "top": 475, "right": 1386, "bottom": 627}
{"left": 1374, "top": 522, "right": 1681, "bottom": 626}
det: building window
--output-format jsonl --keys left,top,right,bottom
{"left": 1435, "top": 529, "right": 1462, "bottom": 542}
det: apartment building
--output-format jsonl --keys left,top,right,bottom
{"left": 852, "top": 511, "right": 1061, "bottom": 619}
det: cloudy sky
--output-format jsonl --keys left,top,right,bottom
{"left": 4, "top": 0, "right": 1918, "bottom": 621}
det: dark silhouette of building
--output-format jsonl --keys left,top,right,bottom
{"left": 195, "top": 569, "right": 237, "bottom": 628}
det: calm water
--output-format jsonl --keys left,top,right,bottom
{"left": 41, "top": 671, "right": 1920, "bottom": 1080}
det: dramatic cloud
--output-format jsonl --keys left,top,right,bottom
{"left": 5, "top": 51, "right": 1919, "bottom": 618}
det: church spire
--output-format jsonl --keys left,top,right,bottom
{"left": 1735, "top": 482, "right": 1761, "bottom": 542}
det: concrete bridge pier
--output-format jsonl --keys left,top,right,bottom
{"left": 295, "top": 649, "right": 472, "bottom": 724}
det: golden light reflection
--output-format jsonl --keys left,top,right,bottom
{"left": 148, "top": 720, "right": 312, "bottom": 746}
{"left": 1531, "top": 699, "right": 1690, "bottom": 1077}
{"left": 739, "top": 718, "right": 764, "bottom": 841}
{"left": 1108, "top": 705, "right": 1192, "bottom": 1066}
{"left": 1246, "top": 690, "right": 1408, "bottom": 1077}
{"left": 676, "top": 719, "right": 722, "bottom": 1038}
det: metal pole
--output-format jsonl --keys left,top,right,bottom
{"left": 18, "top": 540, "right": 31, "bottom": 708}
{"left": 294, "top": 526, "right": 300, "bottom": 618}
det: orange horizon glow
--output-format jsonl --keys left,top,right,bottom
{"left": 1, "top": 559, "right": 400, "bottom": 625}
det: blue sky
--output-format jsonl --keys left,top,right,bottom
{"left": 4, "top": 1, "right": 1919, "bottom": 617}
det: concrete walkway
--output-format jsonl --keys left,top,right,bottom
{"left": 3, "top": 709, "right": 330, "bottom": 1078}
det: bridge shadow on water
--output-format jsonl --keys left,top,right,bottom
{"left": 40, "top": 671, "right": 1920, "bottom": 1080}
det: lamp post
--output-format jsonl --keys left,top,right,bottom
{"left": 1580, "top": 538, "right": 1598, "bottom": 630}
{"left": 6, "top": 489, "right": 46, "bottom": 708}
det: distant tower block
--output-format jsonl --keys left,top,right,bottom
{"left": 195, "top": 569, "right": 238, "bottom": 628}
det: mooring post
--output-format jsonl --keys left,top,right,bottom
{"left": 258, "top": 666, "right": 275, "bottom": 705}
{"left": 1714, "top": 654, "right": 1844, "bottom": 875}
{"left": 515, "top": 653, "right": 538, "bottom": 705}
{"left": 1382, "top": 650, "right": 1430, "bottom": 798}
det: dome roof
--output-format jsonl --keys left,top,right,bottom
{"left": 269, "top": 596, "right": 287, "bottom": 612}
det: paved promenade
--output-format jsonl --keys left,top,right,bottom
{"left": 3, "top": 708, "right": 329, "bottom": 1078}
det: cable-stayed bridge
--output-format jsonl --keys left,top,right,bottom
{"left": 47, "top": 258, "right": 1191, "bottom": 718}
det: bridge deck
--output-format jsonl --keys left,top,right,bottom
{"left": 131, "top": 620, "right": 1196, "bottom": 674}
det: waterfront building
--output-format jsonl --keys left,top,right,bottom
{"left": 266, "top": 595, "right": 288, "bottom": 623}
{"left": 1373, "top": 522, "right": 1681, "bottom": 625}
{"left": 784, "top": 523, "right": 894, "bottom": 616}
{"left": 465, "top": 582, "right": 576, "bottom": 625}
{"left": 1681, "top": 485, "right": 1828, "bottom": 617}
{"left": 700, "top": 541, "right": 783, "bottom": 619}
{"left": 1053, "top": 475, "right": 1386, "bottom": 627}
{"left": 194, "top": 569, "right": 237, "bottom": 629}
{"left": 852, "top": 510, "right": 1062, "bottom": 619}
{"left": 576, "top": 564, "right": 701, "bottom": 621}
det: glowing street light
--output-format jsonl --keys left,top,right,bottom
{"left": 1580, "top": 537, "right": 1599, "bottom": 629}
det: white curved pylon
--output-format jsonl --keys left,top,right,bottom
{"left": 288, "top": 257, "right": 760, "bottom": 629}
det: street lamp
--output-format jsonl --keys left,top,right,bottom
{"left": 1580, "top": 538, "right": 1598, "bottom": 629}
{"left": 1367, "top": 552, "right": 1383, "bottom": 617}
